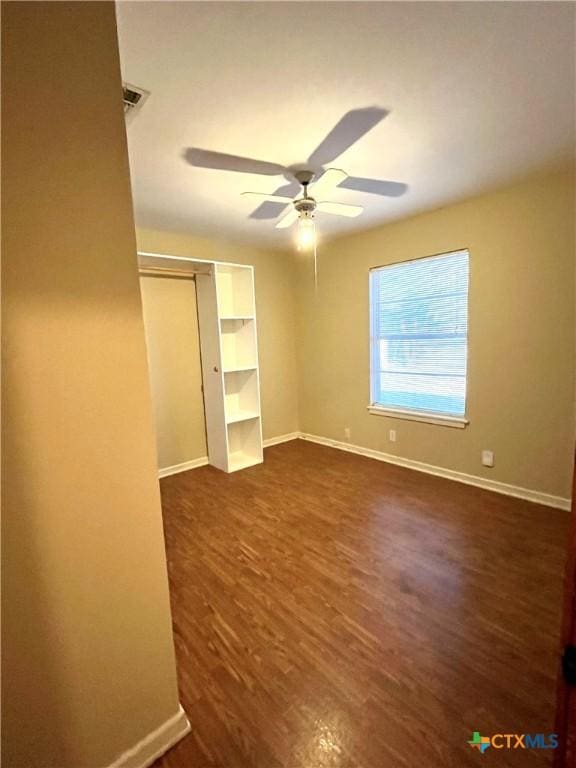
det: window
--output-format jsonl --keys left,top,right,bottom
{"left": 369, "top": 249, "right": 469, "bottom": 426}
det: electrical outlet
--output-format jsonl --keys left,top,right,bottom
{"left": 482, "top": 450, "right": 494, "bottom": 468}
{"left": 344, "top": 427, "right": 351, "bottom": 441}
{"left": 389, "top": 429, "right": 397, "bottom": 442}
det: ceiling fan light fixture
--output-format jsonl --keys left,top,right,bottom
{"left": 296, "top": 213, "right": 316, "bottom": 252}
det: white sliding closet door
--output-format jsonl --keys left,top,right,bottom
{"left": 140, "top": 276, "right": 206, "bottom": 472}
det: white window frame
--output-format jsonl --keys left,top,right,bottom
{"left": 368, "top": 250, "right": 470, "bottom": 429}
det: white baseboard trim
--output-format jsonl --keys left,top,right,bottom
{"left": 158, "top": 456, "right": 208, "bottom": 478}
{"left": 106, "top": 704, "right": 190, "bottom": 768}
{"left": 158, "top": 433, "right": 299, "bottom": 477}
{"left": 299, "top": 433, "right": 571, "bottom": 511}
{"left": 155, "top": 432, "right": 570, "bottom": 510}
{"left": 263, "top": 431, "right": 300, "bottom": 448}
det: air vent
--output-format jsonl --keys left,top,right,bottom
{"left": 123, "top": 83, "right": 149, "bottom": 122}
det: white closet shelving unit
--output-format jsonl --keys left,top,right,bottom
{"left": 138, "top": 252, "right": 263, "bottom": 473}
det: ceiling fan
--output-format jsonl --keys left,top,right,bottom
{"left": 241, "top": 167, "right": 363, "bottom": 249}
{"left": 182, "top": 107, "right": 407, "bottom": 274}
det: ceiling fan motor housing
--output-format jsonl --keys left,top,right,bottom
{"left": 294, "top": 197, "right": 316, "bottom": 216}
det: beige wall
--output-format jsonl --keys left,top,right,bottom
{"left": 2, "top": 5, "right": 571, "bottom": 768}
{"left": 2, "top": 4, "right": 182, "bottom": 767}
{"left": 140, "top": 276, "right": 207, "bottom": 469}
{"left": 137, "top": 229, "right": 300, "bottom": 447}
{"left": 295, "top": 168, "right": 575, "bottom": 499}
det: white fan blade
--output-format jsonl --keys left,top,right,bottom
{"left": 317, "top": 201, "right": 363, "bottom": 218}
{"left": 242, "top": 192, "right": 293, "bottom": 202}
{"left": 310, "top": 168, "right": 347, "bottom": 198}
{"left": 275, "top": 208, "right": 298, "bottom": 229}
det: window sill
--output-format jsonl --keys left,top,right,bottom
{"left": 367, "top": 405, "right": 469, "bottom": 429}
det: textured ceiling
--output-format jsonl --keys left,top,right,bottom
{"left": 117, "top": 1, "right": 575, "bottom": 249}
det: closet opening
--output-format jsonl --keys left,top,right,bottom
{"left": 138, "top": 253, "right": 263, "bottom": 476}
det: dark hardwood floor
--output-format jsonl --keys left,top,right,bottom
{"left": 154, "top": 439, "right": 568, "bottom": 768}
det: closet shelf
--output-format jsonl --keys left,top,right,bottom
{"left": 223, "top": 365, "right": 258, "bottom": 374}
{"left": 226, "top": 410, "right": 260, "bottom": 425}
{"left": 227, "top": 451, "right": 261, "bottom": 473}
{"left": 198, "top": 261, "right": 263, "bottom": 473}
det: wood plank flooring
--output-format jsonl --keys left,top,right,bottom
{"left": 154, "top": 439, "right": 569, "bottom": 768}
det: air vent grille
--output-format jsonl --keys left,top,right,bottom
{"left": 123, "top": 83, "right": 149, "bottom": 122}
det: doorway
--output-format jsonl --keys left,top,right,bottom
{"left": 140, "top": 275, "right": 207, "bottom": 474}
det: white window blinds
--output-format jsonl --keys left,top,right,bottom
{"left": 369, "top": 250, "right": 469, "bottom": 417}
